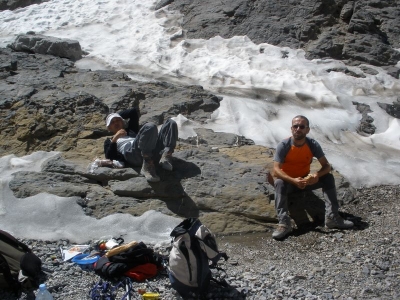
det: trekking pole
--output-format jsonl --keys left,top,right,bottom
{"left": 125, "top": 278, "right": 132, "bottom": 300}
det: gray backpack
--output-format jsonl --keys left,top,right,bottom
{"left": 168, "top": 218, "right": 228, "bottom": 298}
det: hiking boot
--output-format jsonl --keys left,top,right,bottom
{"left": 159, "top": 152, "right": 173, "bottom": 171}
{"left": 141, "top": 159, "right": 160, "bottom": 182}
{"left": 272, "top": 223, "right": 292, "bottom": 240}
{"left": 325, "top": 215, "right": 354, "bottom": 229}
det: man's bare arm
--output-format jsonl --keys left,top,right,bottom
{"left": 111, "top": 129, "right": 127, "bottom": 143}
{"left": 306, "top": 156, "right": 331, "bottom": 185}
{"left": 316, "top": 156, "right": 331, "bottom": 176}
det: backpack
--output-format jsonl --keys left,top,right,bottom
{"left": 94, "top": 242, "right": 162, "bottom": 281}
{"left": 168, "top": 218, "right": 228, "bottom": 298}
{"left": 0, "top": 230, "right": 42, "bottom": 293}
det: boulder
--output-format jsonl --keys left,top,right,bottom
{"left": 352, "top": 101, "right": 376, "bottom": 135}
{"left": 378, "top": 100, "right": 400, "bottom": 119}
{"left": 8, "top": 33, "right": 83, "bottom": 61}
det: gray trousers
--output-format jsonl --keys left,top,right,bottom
{"left": 124, "top": 119, "right": 178, "bottom": 166}
{"left": 274, "top": 173, "right": 339, "bottom": 225}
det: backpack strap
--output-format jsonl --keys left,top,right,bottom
{"left": 210, "top": 276, "right": 229, "bottom": 288}
{"left": 0, "top": 230, "right": 30, "bottom": 253}
{"left": 89, "top": 278, "right": 132, "bottom": 300}
{"left": 210, "top": 252, "right": 228, "bottom": 267}
{"left": 0, "top": 253, "right": 20, "bottom": 293}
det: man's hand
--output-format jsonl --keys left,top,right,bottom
{"left": 293, "top": 177, "right": 308, "bottom": 189}
{"left": 111, "top": 129, "right": 127, "bottom": 143}
{"left": 305, "top": 173, "right": 319, "bottom": 185}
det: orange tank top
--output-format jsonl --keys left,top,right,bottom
{"left": 281, "top": 144, "right": 313, "bottom": 178}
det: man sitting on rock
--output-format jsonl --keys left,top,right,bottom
{"left": 272, "top": 115, "right": 353, "bottom": 240}
{"left": 104, "top": 108, "right": 178, "bottom": 182}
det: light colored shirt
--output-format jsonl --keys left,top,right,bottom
{"left": 117, "top": 136, "right": 135, "bottom": 155}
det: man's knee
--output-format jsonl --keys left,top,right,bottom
{"left": 165, "top": 118, "right": 177, "bottom": 127}
{"left": 163, "top": 119, "right": 178, "bottom": 135}
{"left": 141, "top": 122, "right": 158, "bottom": 135}
{"left": 319, "top": 173, "right": 336, "bottom": 190}
{"left": 274, "top": 178, "right": 287, "bottom": 193}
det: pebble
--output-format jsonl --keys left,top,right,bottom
{"left": 0, "top": 186, "right": 399, "bottom": 299}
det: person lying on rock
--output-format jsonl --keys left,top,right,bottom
{"left": 104, "top": 108, "right": 178, "bottom": 182}
{"left": 271, "top": 115, "right": 353, "bottom": 240}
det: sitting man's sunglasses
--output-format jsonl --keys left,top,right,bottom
{"left": 292, "top": 125, "right": 307, "bottom": 129}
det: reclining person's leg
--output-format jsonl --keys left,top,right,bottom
{"left": 156, "top": 119, "right": 178, "bottom": 171}
{"left": 133, "top": 123, "right": 160, "bottom": 182}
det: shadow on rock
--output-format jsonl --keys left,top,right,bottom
{"left": 208, "top": 280, "right": 248, "bottom": 299}
{"left": 109, "top": 157, "right": 202, "bottom": 217}
{"left": 163, "top": 156, "right": 202, "bottom": 180}
{"left": 288, "top": 190, "right": 325, "bottom": 236}
{"left": 151, "top": 157, "right": 202, "bottom": 218}
{"left": 341, "top": 212, "right": 369, "bottom": 231}
{"left": 286, "top": 191, "right": 363, "bottom": 237}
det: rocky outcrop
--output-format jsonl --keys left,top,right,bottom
{"left": 378, "top": 97, "right": 400, "bottom": 119}
{"left": 165, "top": 0, "right": 400, "bottom": 77}
{"left": 0, "top": 44, "right": 356, "bottom": 234}
{"left": 0, "top": 46, "right": 220, "bottom": 157}
{"left": 8, "top": 33, "right": 83, "bottom": 61}
{"left": 352, "top": 101, "right": 376, "bottom": 136}
{"left": 7, "top": 137, "right": 355, "bottom": 235}
{"left": 3, "top": 0, "right": 400, "bottom": 76}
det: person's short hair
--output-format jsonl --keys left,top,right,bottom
{"left": 105, "top": 113, "right": 123, "bottom": 127}
{"left": 292, "top": 115, "right": 309, "bottom": 127}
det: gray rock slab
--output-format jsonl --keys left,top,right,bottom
{"left": 9, "top": 33, "right": 83, "bottom": 61}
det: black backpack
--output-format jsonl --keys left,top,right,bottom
{"left": 0, "top": 230, "right": 42, "bottom": 293}
{"left": 94, "top": 242, "right": 162, "bottom": 280}
{"left": 168, "top": 218, "right": 228, "bottom": 298}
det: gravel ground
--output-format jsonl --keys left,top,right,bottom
{"left": 1, "top": 185, "right": 399, "bottom": 300}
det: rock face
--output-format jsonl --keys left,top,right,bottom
{"left": 0, "top": 44, "right": 356, "bottom": 234}
{"left": 166, "top": 0, "right": 400, "bottom": 77}
{"left": 1, "top": 0, "right": 398, "bottom": 236}
{"left": 0, "top": 46, "right": 219, "bottom": 158}
{"left": 6, "top": 0, "right": 397, "bottom": 235}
